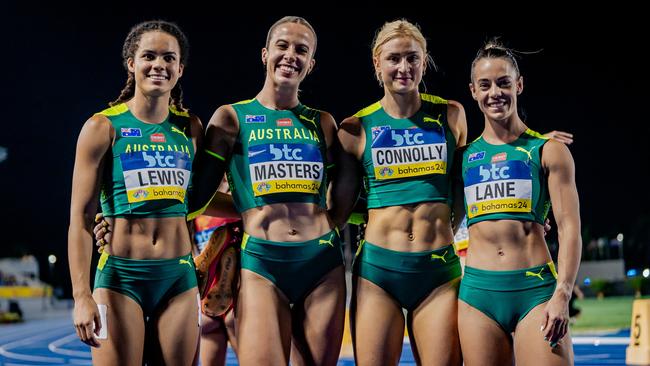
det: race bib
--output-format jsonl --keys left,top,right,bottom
{"left": 120, "top": 151, "right": 191, "bottom": 203}
{"left": 371, "top": 127, "right": 446, "bottom": 180}
{"left": 248, "top": 143, "right": 323, "bottom": 196}
{"left": 464, "top": 160, "right": 532, "bottom": 218}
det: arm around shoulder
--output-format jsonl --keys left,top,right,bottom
{"left": 187, "top": 105, "right": 239, "bottom": 219}
{"left": 338, "top": 116, "right": 365, "bottom": 159}
{"left": 205, "top": 105, "right": 239, "bottom": 156}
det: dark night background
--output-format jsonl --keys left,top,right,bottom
{"left": 1, "top": 9, "right": 648, "bottom": 295}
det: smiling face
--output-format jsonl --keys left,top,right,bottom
{"left": 374, "top": 36, "right": 425, "bottom": 95}
{"left": 127, "top": 30, "right": 184, "bottom": 98}
{"left": 261, "top": 22, "right": 316, "bottom": 88}
{"left": 469, "top": 57, "right": 523, "bottom": 122}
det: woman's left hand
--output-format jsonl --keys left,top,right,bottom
{"left": 541, "top": 291, "right": 570, "bottom": 347}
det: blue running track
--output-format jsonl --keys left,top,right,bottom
{"left": 0, "top": 317, "right": 629, "bottom": 365}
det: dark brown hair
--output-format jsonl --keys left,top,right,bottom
{"left": 110, "top": 20, "right": 190, "bottom": 111}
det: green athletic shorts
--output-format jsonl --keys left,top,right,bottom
{"left": 354, "top": 241, "right": 461, "bottom": 311}
{"left": 459, "top": 262, "right": 557, "bottom": 333}
{"left": 240, "top": 230, "right": 344, "bottom": 303}
{"left": 94, "top": 251, "right": 197, "bottom": 316}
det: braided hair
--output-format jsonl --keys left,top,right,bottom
{"left": 110, "top": 20, "right": 189, "bottom": 111}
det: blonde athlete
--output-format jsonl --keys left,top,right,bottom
{"left": 333, "top": 19, "right": 467, "bottom": 365}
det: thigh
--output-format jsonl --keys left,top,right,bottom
{"left": 223, "top": 309, "right": 238, "bottom": 355}
{"left": 352, "top": 275, "right": 405, "bottom": 366}
{"left": 91, "top": 288, "right": 145, "bottom": 366}
{"left": 290, "top": 265, "right": 346, "bottom": 366}
{"left": 236, "top": 269, "right": 292, "bottom": 366}
{"left": 408, "top": 278, "right": 461, "bottom": 366}
{"left": 514, "top": 302, "right": 573, "bottom": 366}
{"left": 458, "top": 299, "right": 513, "bottom": 366}
{"left": 156, "top": 287, "right": 200, "bottom": 366}
{"left": 200, "top": 314, "right": 228, "bottom": 366}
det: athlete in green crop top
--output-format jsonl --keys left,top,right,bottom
{"left": 457, "top": 39, "right": 580, "bottom": 366}
{"left": 99, "top": 103, "right": 194, "bottom": 218}
{"left": 227, "top": 98, "right": 329, "bottom": 212}
{"left": 333, "top": 20, "right": 467, "bottom": 366}
{"left": 462, "top": 129, "right": 550, "bottom": 226}
{"left": 188, "top": 17, "right": 345, "bottom": 366}
{"left": 68, "top": 21, "right": 201, "bottom": 366}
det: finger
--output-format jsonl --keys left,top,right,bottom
{"left": 555, "top": 319, "right": 568, "bottom": 342}
{"left": 85, "top": 334, "right": 100, "bottom": 348}
{"left": 94, "top": 227, "right": 106, "bottom": 240}
{"left": 94, "top": 312, "right": 102, "bottom": 336}
{"left": 96, "top": 238, "right": 107, "bottom": 247}
{"left": 79, "top": 322, "right": 92, "bottom": 344}
{"left": 543, "top": 316, "right": 555, "bottom": 340}
{"left": 75, "top": 324, "right": 83, "bottom": 341}
{"left": 540, "top": 311, "right": 550, "bottom": 334}
{"left": 557, "top": 134, "right": 574, "bottom": 143}
{"left": 94, "top": 213, "right": 104, "bottom": 223}
{"left": 545, "top": 131, "right": 573, "bottom": 145}
{"left": 83, "top": 323, "right": 100, "bottom": 348}
{"left": 549, "top": 318, "right": 563, "bottom": 343}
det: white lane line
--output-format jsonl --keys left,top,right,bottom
{"left": 0, "top": 318, "right": 72, "bottom": 342}
{"left": 572, "top": 336, "right": 630, "bottom": 345}
{"left": 574, "top": 353, "right": 613, "bottom": 360}
{"left": 48, "top": 333, "right": 91, "bottom": 358}
{"left": 0, "top": 327, "right": 69, "bottom": 363}
{"left": 68, "top": 357, "right": 93, "bottom": 365}
{"left": 400, "top": 335, "right": 630, "bottom": 345}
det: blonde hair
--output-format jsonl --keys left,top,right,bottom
{"left": 371, "top": 19, "right": 434, "bottom": 84}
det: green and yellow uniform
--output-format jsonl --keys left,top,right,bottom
{"left": 353, "top": 94, "right": 461, "bottom": 310}
{"left": 229, "top": 99, "right": 342, "bottom": 303}
{"left": 93, "top": 104, "right": 197, "bottom": 316}
{"left": 459, "top": 129, "right": 556, "bottom": 332}
{"left": 461, "top": 129, "right": 550, "bottom": 225}
{"left": 99, "top": 103, "right": 194, "bottom": 218}
{"left": 228, "top": 99, "right": 329, "bottom": 212}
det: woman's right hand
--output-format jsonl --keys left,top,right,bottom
{"left": 73, "top": 295, "right": 102, "bottom": 347}
{"left": 93, "top": 213, "right": 111, "bottom": 252}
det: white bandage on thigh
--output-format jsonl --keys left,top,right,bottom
{"left": 96, "top": 304, "right": 108, "bottom": 339}
{"left": 197, "top": 293, "right": 201, "bottom": 327}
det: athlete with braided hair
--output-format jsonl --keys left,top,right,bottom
{"left": 68, "top": 20, "right": 202, "bottom": 365}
